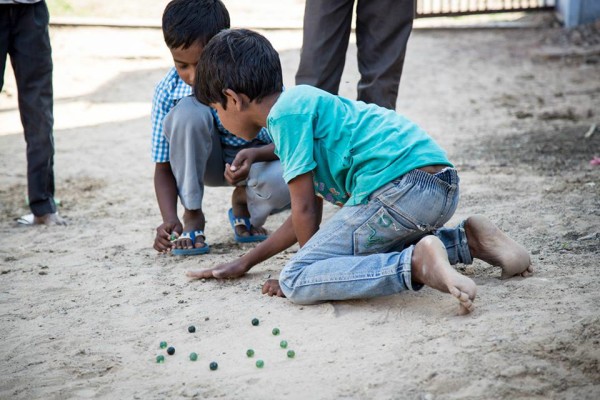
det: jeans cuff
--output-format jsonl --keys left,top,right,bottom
{"left": 399, "top": 245, "right": 424, "bottom": 292}
{"left": 456, "top": 220, "right": 473, "bottom": 265}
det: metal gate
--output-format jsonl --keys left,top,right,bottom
{"left": 416, "top": 0, "right": 556, "bottom": 18}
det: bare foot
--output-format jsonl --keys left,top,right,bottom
{"left": 464, "top": 215, "right": 533, "bottom": 279}
{"left": 262, "top": 279, "right": 286, "bottom": 298}
{"left": 411, "top": 236, "right": 477, "bottom": 315}
{"left": 33, "top": 213, "right": 67, "bottom": 226}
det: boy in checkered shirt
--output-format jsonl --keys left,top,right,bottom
{"left": 151, "top": 0, "right": 289, "bottom": 255}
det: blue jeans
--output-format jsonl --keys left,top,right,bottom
{"left": 279, "top": 168, "right": 473, "bottom": 304}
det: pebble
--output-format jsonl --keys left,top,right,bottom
{"left": 188, "top": 325, "right": 196, "bottom": 333}
{"left": 256, "top": 359, "right": 264, "bottom": 368}
{"left": 189, "top": 352, "right": 198, "bottom": 361}
{"left": 209, "top": 361, "right": 218, "bottom": 371}
{"left": 167, "top": 346, "right": 175, "bottom": 355}
{"left": 272, "top": 327, "right": 280, "bottom": 336}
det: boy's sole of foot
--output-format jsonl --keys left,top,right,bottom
{"left": 411, "top": 236, "right": 477, "bottom": 315}
{"left": 464, "top": 215, "right": 533, "bottom": 279}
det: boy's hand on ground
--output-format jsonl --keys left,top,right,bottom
{"left": 262, "top": 279, "right": 286, "bottom": 297}
{"left": 154, "top": 220, "right": 183, "bottom": 252}
{"left": 186, "top": 259, "right": 250, "bottom": 279}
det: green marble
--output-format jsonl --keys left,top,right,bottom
{"left": 272, "top": 327, "right": 280, "bottom": 336}
{"left": 255, "top": 359, "right": 264, "bottom": 368}
{"left": 189, "top": 352, "right": 198, "bottom": 361}
{"left": 287, "top": 350, "right": 295, "bottom": 358}
{"left": 246, "top": 349, "right": 255, "bottom": 357}
{"left": 279, "top": 340, "right": 288, "bottom": 348}
{"left": 156, "top": 355, "right": 165, "bottom": 363}
{"left": 251, "top": 318, "right": 259, "bottom": 326}
{"left": 209, "top": 361, "right": 218, "bottom": 371}
{"left": 159, "top": 341, "right": 167, "bottom": 349}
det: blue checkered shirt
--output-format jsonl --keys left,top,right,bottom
{"left": 151, "top": 67, "right": 272, "bottom": 163}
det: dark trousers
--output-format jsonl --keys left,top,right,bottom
{"left": 295, "top": 0, "right": 415, "bottom": 110}
{"left": 0, "top": 1, "right": 56, "bottom": 216}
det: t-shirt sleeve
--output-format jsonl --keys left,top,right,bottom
{"left": 150, "top": 83, "right": 172, "bottom": 163}
{"left": 269, "top": 114, "right": 317, "bottom": 183}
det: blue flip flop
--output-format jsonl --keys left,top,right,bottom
{"left": 228, "top": 208, "right": 268, "bottom": 243}
{"left": 171, "top": 230, "right": 210, "bottom": 255}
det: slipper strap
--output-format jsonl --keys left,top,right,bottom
{"left": 179, "top": 230, "right": 206, "bottom": 245}
{"left": 233, "top": 218, "right": 248, "bottom": 228}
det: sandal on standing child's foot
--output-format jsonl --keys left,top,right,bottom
{"left": 171, "top": 230, "right": 210, "bottom": 255}
{"left": 228, "top": 208, "right": 268, "bottom": 243}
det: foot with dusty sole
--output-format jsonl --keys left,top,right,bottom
{"left": 464, "top": 215, "right": 533, "bottom": 279}
{"left": 411, "top": 236, "right": 477, "bottom": 315}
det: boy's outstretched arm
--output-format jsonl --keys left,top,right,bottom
{"left": 187, "top": 215, "right": 298, "bottom": 279}
{"left": 154, "top": 162, "right": 182, "bottom": 252}
{"left": 224, "top": 144, "right": 278, "bottom": 185}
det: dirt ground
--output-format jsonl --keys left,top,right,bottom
{"left": 0, "top": 15, "right": 599, "bottom": 400}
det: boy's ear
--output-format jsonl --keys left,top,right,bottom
{"left": 223, "top": 88, "right": 246, "bottom": 111}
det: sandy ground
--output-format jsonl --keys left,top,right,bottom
{"left": 1, "top": 16, "right": 599, "bottom": 400}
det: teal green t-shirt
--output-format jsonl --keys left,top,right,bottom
{"left": 267, "top": 85, "right": 452, "bottom": 206}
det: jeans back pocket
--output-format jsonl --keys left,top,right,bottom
{"left": 353, "top": 206, "right": 424, "bottom": 255}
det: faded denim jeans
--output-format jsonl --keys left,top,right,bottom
{"left": 279, "top": 168, "right": 473, "bottom": 304}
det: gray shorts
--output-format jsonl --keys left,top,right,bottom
{"left": 163, "top": 96, "right": 290, "bottom": 227}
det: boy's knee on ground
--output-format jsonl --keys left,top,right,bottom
{"left": 277, "top": 262, "right": 318, "bottom": 305}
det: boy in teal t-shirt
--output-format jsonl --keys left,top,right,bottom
{"left": 188, "top": 29, "right": 533, "bottom": 314}
{"left": 268, "top": 86, "right": 452, "bottom": 206}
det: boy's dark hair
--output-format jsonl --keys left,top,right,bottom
{"left": 195, "top": 29, "right": 283, "bottom": 108}
{"left": 162, "top": 0, "right": 230, "bottom": 49}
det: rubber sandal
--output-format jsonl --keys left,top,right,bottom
{"left": 171, "top": 230, "right": 210, "bottom": 255}
{"left": 228, "top": 208, "right": 268, "bottom": 243}
{"left": 17, "top": 213, "right": 35, "bottom": 225}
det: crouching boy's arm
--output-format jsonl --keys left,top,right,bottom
{"left": 186, "top": 215, "right": 296, "bottom": 279}
{"left": 153, "top": 162, "right": 182, "bottom": 252}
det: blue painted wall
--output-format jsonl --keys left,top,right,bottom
{"left": 557, "top": 0, "right": 600, "bottom": 28}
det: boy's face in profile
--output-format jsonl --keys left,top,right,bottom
{"left": 170, "top": 42, "right": 203, "bottom": 86}
{"left": 211, "top": 99, "right": 260, "bottom": 142}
